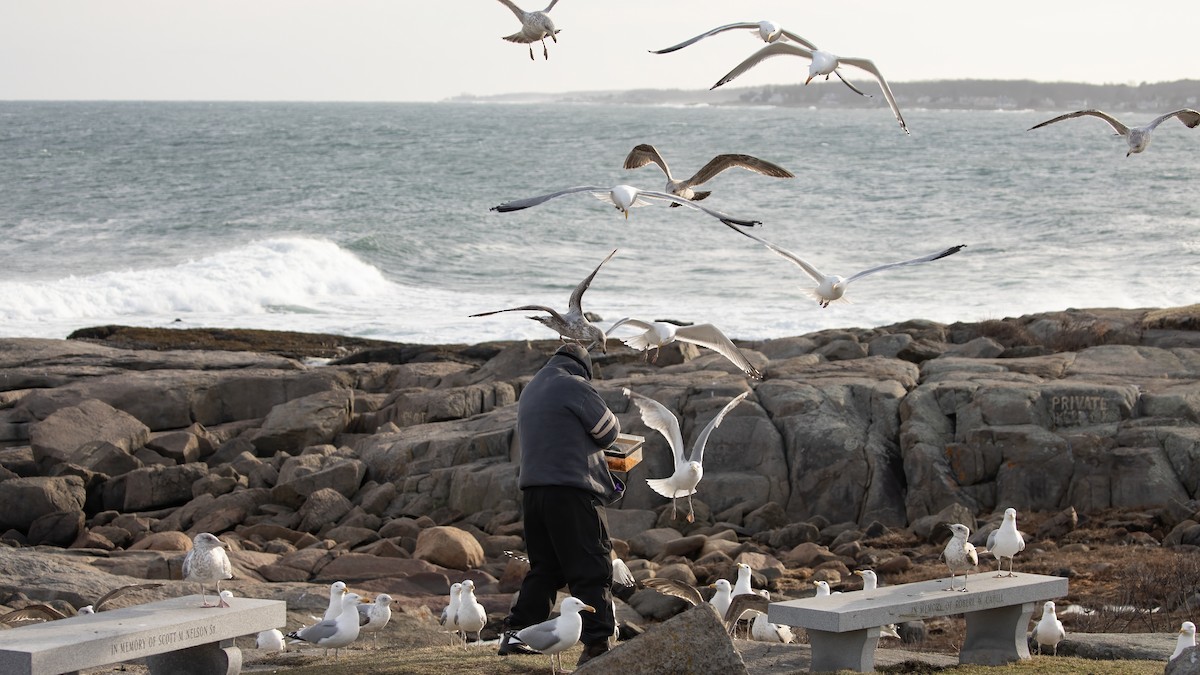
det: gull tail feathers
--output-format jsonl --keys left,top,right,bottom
{"left": 621, "top": 334, "right": 655, "bottom": 351}
{"left": 646, "top": 478, "right": 696, "bottom": 499}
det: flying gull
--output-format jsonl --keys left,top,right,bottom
{"left": 711, "top": 42, "right": 909, "bottom": 134}
{"left": 470, "top": 249, "right": 615, "bottom": 351}
{"left": 1173, "top": 621, "right": 1196, "bottom": 661}
{"left": 183, "top": 532, "right": 233, "bottom": 608}
{"left": 723, "top": 221, "right": 965, "bottom": 308}
{"left": 287, "top": 592, "right": 363, "bottom": 659}
{"left": 1034, "top": 601, "right": 1065, "bottom": 656}
{"left": 622, "top": 144, "right": 793, "bottom": 205}
{"left": 1028, "top": 108, "right": 1200, "bottom": 156}
{"left": 496, "top": 0, "right": 561, "bottom": 60}
{"left": 491, "top": 184, "right": 761, "bottom": 227}
{"left": 515, "top": 597, "right": 596, "bottom": 675}
{"left": 606, "top": 317, "right": 762, "bottom": 379}
{"left": 624, "top": 388, "right": 750, "bottom": 522}
{"left": 0, "top": 583, "right": 165, "bottom": 625}
{"left": 985, "top": 507, "right": 1026, "bottom": 577}
{"left": 942, "top": 523, "right": 979, "bottom": 592}
{"left": 650, "top": 20, "right": 818, "bottom": 54}
{"left": 356, "top": 593, "right": 393, "bottom": 649}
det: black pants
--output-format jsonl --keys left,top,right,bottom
{"left": 506, "top": 485, "right": 615, "bottom": 646}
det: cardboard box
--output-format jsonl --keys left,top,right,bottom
{"left": 605, "top": 434, "right": 645, "bottom": 473}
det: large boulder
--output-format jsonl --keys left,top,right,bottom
{"left": 413, "top": 526, "right": 485, "bottom": 570}
{"left": 248, "top": 389, "right": 353, "bottom": 455}
{"left": 271, "top": 455, "right": 366, "bottom": 507}
{"left": 122, "top": 464, "right": 211, "bottom": 512}
{"left": 0, "top": 476, "right": 86, "bottom": 532}
{"left": 575, "top": 604, "right": 748, "bottom": 675}
{"left": 29, "top": 399, "right": 150, "bottom": 469}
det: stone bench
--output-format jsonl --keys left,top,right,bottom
{"left": 0, "top": 594, "right": 286, "bottom": 675}
{"left": 768, "top": 572, "right": 1068, "bottom": 673}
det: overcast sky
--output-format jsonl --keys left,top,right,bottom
{"left": 3, "top": 1, "right": 1196, "bottom": 102}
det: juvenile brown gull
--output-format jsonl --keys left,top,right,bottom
{"left": 496, "top": 0, "right": 560, "bottom": 60}
{"left": 1028, "top": 108, "right": 1200, "bottom": 156}
{"left": 491, "top": 184, "right": 761, "bottom": 227}
{"left": 622, "top": 144, "right": 793, "bottom": 205}
{"left": 470, "top": 249, "right": 615, "bottom": 351}
{"left": 711, "top": 42, "right": 909, "bottom": 134}
{"left": 183, "top": 532, "right": 233, "bottom": 608}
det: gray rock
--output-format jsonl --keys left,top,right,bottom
{"left": 0, "top": 476, "right": 86, "bottom": 532}
{"left": 296, "top": 487, "right": 353, "bottom": 533}
{"left": 628, "top": 528, "right": 684, "bottom": 559}
{"left": 1055, "top": 630, "right": 1178, "bottom": 661}
{"left": 27, "top": 509, "right": 85, "bottom": 547}
{"left": 122, "top": 463, "right": 210, "bottom": 512}
{"left": 606, "top": 509, "right": 658, "bottom": 542}
{"left": 249, "top": 389, "right": 353, "bottom": 455}
{"left": 1168, "top": 646, "right": 1200, "bottom": 674}
{"left": 946, "top": 337, "right": 1006, "bottom": 359}
{"left": 626, "top": 587, "right": 691, "bottom": 621}
{"left": 576, "top": 604, "right": 748, "bottom": 675}
{"left": 815, "top": 338, "right": 867, "bottom": 361}
{"left": 29, "top": 399, "right": 150, "bottom": 470}
{"left": 71, "top": 440, "right": 143, "bottom": 476}
{"left": 743, "top": 502, "right": 788, "bottom": 534}
{"left": 271, "top": 457, "right": 366, "bottom": 508}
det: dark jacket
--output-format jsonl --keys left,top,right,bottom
{"left": 517, "top": 347, "right": 622, "bottom": 502}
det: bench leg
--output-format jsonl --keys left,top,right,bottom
{"left": 807, "top": 626, "right": 881, "bottom": 673}
{"left": 145, "top": 638, "right": 242, "bottom": 675}
{"left": 959, "top": 601, "right": 1034, "bottom": 666}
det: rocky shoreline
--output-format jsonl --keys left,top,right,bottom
{"left": 2, "top": 305, "right": 1200, "bottom": 664}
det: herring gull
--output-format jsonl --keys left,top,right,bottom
{"left": 723, "top": 221, "right": 965, "bottom": 308}
{"left": 516, "top": 597, "right": 596, "bottom": 675}
{"left": 495, "top": 0, "right": 561, "bottom": 60}
{"left": 985, "top": 507, "right": 1026, "bottom": 577}
{"left": 942, "top": 523, "right": 979, "bottom": 592}
{"left": 182, "top": 532, "right": 233, "bottom": 608}
{"left": 257, "top": 629, "right": 286, "bottom": 652}
{"left": 1028, "top": 109, "right": 1200, "bottom": 156}
{"left": 491, "top": 184, "right": 761, "bottom": 227}
{"left": 1173, "top": 621, "right": 1196, "bottom": 661}
{"left": 322, "top": 581, "right": 349, "bottom": 621}
{"left": 1034, "top": 600, "right": 1065, "bottom": 656}
{"left": 622, "top": 144, "right": 793, "bottom": 205}
{"left": 470, "top": 249, "right": 615, "bottom": 351}
{"left": 287, "top": 592, "right": 363, "bottom": 658}
{"left": 439, "top": 582, "right": 464, "bottom": 645}
{"left": 624, "top": 388, "right": 750, "bottom": 522}
{"left": 606, "top": 317, "right": 762, "bottom": 379}
{"left": 650, "top": 20, "right": 817, "bottom": 54}
{"left": 711, "top": 42, "right": 909, "bottom": 134}
{"left": 356, "top": 593, "right": 393, "bottom": 649}
{"left": 454, "top": 580, "right": 488, "bottom": 647}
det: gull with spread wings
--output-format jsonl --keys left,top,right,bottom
{"left": 711, "top": 42, "right": 909, "bottom": 134}
{"left": 1028, "top": 108, "right": 1200, "bottom": 156}
{"left": 495, "top": 0, "right": 561, "bottom": 60}
{"left": 624, "top": 388, "right": 750, "bottom": 522}
{"left": 724, "top": 222, "right": 965, "bottom": 308}
{"left": 650, "top": 20, "right": 817, "bottom": 54}
{"left": 606, "top": 318, "right": 762, "bottom": 379}
{"left": 491, "top": 184, "right": 761, "bottom": 227}
{"left": 470, "top": 249, "right": 615, "bottom": 351}
{"left": 622, "top": 144, "right": 793, "bottom": 206}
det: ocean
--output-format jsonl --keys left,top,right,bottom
{"left": 1, "top": 101, "right": 1197, "bottom": 344}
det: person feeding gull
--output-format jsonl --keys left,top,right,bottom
{"left": 515, "top": 597, "right": 596, "bottom": 675}
{"left": 624, "top": 388, "right": 750, "bottom": 522}
{"left": 650, "top": 20, "right": 817, "bottom": 54}
{"left": 710, "top": 42, "right": 909, "bottom": 134}
{"left": 470, "top": 249, "right": 615, "bottom": 351}
{"left": 606, "top": 318, "right": 762, "bottom": 379}
{"left": 621, "top": 144, "right": 793, "bottom": 205}
{"left": 1034, "top": 601, "right": 1066, "bottom": 656}
{"left": 183, "top": 532, "right": 233, "bottom": 608}
{"left": 494, "top": 0, "right": 560, "bottom": 60}
{"left": 723, "top": 221, "right": 965, "bottom": 308}
{"left": 942, "top": 523, "right": 980, "bottom": 592}
{"left": 491, "top": 184, "right": 761, "bottom": 227}
{"left": 986, "top": 507, "right": 1026, "bottom": 577}
{"left": 1028, "top": 108, "right": 1200, "bottom": 156}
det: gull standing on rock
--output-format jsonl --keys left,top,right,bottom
{"left": 622, "top": 144, "right": 793, "bottom": 205}
{"left": 624, "top": 388, "right": 750, "bottom": 522}
{"left": 650, "top": 20, "right": 817, "bottom": 54}
{"left": 491, "top": 184, "right": 761, "bottom": 227}
{"left": 183, "top": 532, "right": 233, "bottom": 608}
{"left": 942, "top": 523, "right": 979, "bottom": 592}
{"left": 356, "top": 594, "right": 393, "bottom": 649}
{"left": 986, "top": 508, "right": 1026, "bottom": 577}
{"left": 287, "top": 592, "right": 363, "bottom": 659}
{"left": 455, "top": 580, "right": 488, "bottom": 647}
{"left": 495, "top": 0, "right": 560, "bottom": 60}
{"left": 1173, "top": 621, "right": 1197, "bottom": 661}
{"left": 471, "top": 249, "right": 615, "bottom": 352}
{"left": 723, "top": 221, "right": 965, "bottom": 308}
{"left": 516, "top": 597, "right": 596, "bottom": 675}
{"left": 1034, "top": 601, "right": 1065, "bottom": 656}
{"left": 710, "top": 42, "right": 910, "bottom": 134}
{"left": 606, "top": 318, "right": 762, "bottom": 379}
{"left": 1028, "top": 109, "right": 1200, "bottom": 156}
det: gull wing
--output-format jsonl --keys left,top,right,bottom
{"left": 674, "top": 323, "right": 762, "bottom": 379}
{"left": 722, "top": 221, "right": 827, "bottom": 284}
{"left": 642, "top": 578, "right": 704, "bottom": 606}
{"left": 93, "top": 583, "right": 165, "bottom": 612}
{"left": 986, "top": 529, "right": 998, "bottom": 553}
{"left": 612, "top": 558, "right": 636, "bottom": 588}
{"left": 843, "top": 244, "right": 966, "bottom": 285}
{"left": 0, "top": 605, "right": 69, "bottom": 624}
{"left": 1028, "top": 110, "right": 1130, "bottom": 135}
{"left": 724, "top": 592, "right": 769, "bottom": 628}
{"left": 833, "top": 69, "right": 871, "bottom": 97}
{"left": 606, "top": 317, "right": 652, "bottom": 337}
{"left": 542, "top": 0, "right": 559, "bottom": 12}
{"left": 294, "top": 618, "right": 339, "bottom": 644}
{"left": 684, "top": 154, "right": 794, "bottom": 188}
{"left": 637, "top": 189, "right": 761, "bottom": 227}
{"left": 778, "top": 28, "right": 819, "bottom": 50}
{"left": 516, "top": 617, "right": 562, "bottom": 651}
{"left": 495, "top": 0, "right": 527, "bottom": 21}
{"left": 650, "top": 22, "right": 763, "bottom": 54}
{"left": 357, "top": 604, "right": 372, "bottom": 626}
{"left": 491, "top": 186, "right": 610, "bottom": 212}
{"left": 568, "top": 249, "right": 617, "bottom": 316}
{"left": 623, "top": 144, "right": 673, "bottom": 180}
{"left": 711, "top": 42, "right": 814, "bottom": 90}
{"left": 691, "top": 392, "right": 749, "bottom": 465}
{"left": 1147, "top": 108, "right": 1200, "bottom": 131}
{"left": 838, "top": 57, "right": 909, "bottom": 134}
{"left": 469, "top": 304, "right": 566, "bottom": 323}
{"left": 623, "top": 388, "right": 685, "bottom": 469}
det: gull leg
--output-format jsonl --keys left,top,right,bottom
{"left": 670, "top": 496, "right": 678, "bottom": 520}
{"left": 995, "top": 559, "right": 1004, "bottom": 578}
{"left": 528, "top": 45, "right": 535, "bottom": 60}
{"left": 198, "top": 583, "right": 216, "bottom": 608}
{"left": 650, "top": 347, "right": 659, "bottom": 364}
{"left": 686, "top": 493, "right": 695, "bottom": 523}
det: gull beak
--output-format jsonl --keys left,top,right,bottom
{"left": 805, "top": 75, "right": 814, "bottom": 85}
{"left": 854, "top": 571, "right": 864, "bottom": 577}
{"left": 812, "top": 581, "right": 820, "bottom": 587}
{"left": 623, "top": 210, "right": 629, "bottom": 220}
{"left": 582, "top": 604, "right": 596, "bottom": 613}
{"left": 708, "top": 583, "right": 717, "bottom": 589}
